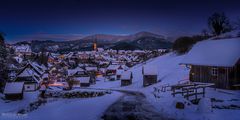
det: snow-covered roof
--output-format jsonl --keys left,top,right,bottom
{"left": 31, "top": 62, "right": 44, "bottom": 74}
{"left": 85, "top": 66, "right": 97, "bottom": 71}
{"left": 17, "top": 66, "right": 41, "bottom": 83}
{"left": 18, "top": 68, "right": 36, "bottom": 77}
{"left": 67, "top": 70, "right": 75, "bottom": 76}
{"left": 4, "top": 82, "right": 24, "bottom": 94}
{"left": 15, "top": 44, "right": 32, "bottom": 53}
{"left": 8, "top": 64, "right": 17, "bottom": 69}
{"left": 68, "top": 67, "right": 85, "bottom": 76}
{"left": 14, "top": 56, "right": 23, "bottom": 64}
{"left": 42, "top": 73, "right": 48, "bottom": 78}
{"left": 143, "top": 66, "right": 157, "bottom": 75}
{"left": 107, "top": 65, "right": 120, "bottom": 70}
{"left": 97, "top": 48, "right": 104, "bottom": 51}
{"left": 133, "top": 50, "right": 145, "bottom": 53}
{"left": 121, "top": 71, "right": 132, "bottom": 80}
{"left": 181, "top": 38, "right": 240, "bottom": 67}
{"left": 75, "top": 77, "right": 90, "bottom": 83}
{"left": 99, "top": 61, "right": 109, "bottom": 65}
{"left": 116, "top": 70, "right": 124, "bottom": 75}
{"left": 39, "top": 85, "right": 47, "bottom": 91}
{"left": 65, "top": 52, "right": 74, "bottom": 58}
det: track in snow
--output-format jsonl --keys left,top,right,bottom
{"left": 101, "top": 91, "right": 173, "bottom": 120}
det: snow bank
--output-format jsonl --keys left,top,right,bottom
{"left": 197, "top": 98, "right": 213, "bottom": 113}
{"left": 0, "top": 91, "right": 123, "bottom": 120}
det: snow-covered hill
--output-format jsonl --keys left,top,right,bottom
{"left": 91, "top": 53, "right": 189, "bottom": 89}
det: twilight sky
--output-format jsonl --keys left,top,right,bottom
{"left": 0, "top": 0, "right": 240, "bottom": 42}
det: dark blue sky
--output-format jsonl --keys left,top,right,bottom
{"left": 0, "top": 0, "right": 240, "bottom": 42}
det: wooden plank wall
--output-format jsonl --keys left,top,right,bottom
{"left": 190, "top": 65, "right": 230, "bottom": 89}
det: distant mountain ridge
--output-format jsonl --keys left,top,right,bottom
{"left": 81, "top": 31, "right": 165, "bottom": 42}
{"left": 13, "top": 31, "right": 172, "bottom": 53}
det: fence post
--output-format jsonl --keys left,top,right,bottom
{"left": 203, "top": 87, "right": 205, "bottom": 97}
{"left": 173, "top": 87, "right": 175, "bottom": 97}
{"left": 195, "top": 87, "right": 197, "bottom": 100}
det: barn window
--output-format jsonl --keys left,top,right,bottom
{"left": 211, "top": 67, "right": 218, "bottom": 76}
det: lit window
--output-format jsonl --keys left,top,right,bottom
{"left": 212, "top": 68, "right": 218, "bottom": 76}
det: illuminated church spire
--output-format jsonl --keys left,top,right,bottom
{"left": 93, "top": 37, "right": 97, "bottom": 51}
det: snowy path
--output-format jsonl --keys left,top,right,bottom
{"left": 102, "top": 91, "right": 173, "bottom": 120}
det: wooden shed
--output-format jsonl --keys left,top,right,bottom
{"left": 121, "top": 71, "right": 133, "bottom": 86}
{"left": 142, "top": 66, "right": 158, "bottom": 87}
{"left": 4, "top": 82, "right": 24, "bottom": 100}
{"left": 181, "top": 38, "right": 240, "bottom": 89}
{"left": 75, "top": 77, "right": 91, "bottom": 87}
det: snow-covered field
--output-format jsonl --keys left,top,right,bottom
{"left": 0, "top": 53, "right": 239, "bottom": 120}
{"left": 27, "top": 91, "right": 123, "bottom": 120}
{"left": 0, "top": 90, "right": 123, "bottom": 120}
{"left": 91, "top": 53, "right": 189, "bottom": 89}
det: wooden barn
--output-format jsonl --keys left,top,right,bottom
{"left": 121, "top": 71, "right": 133, "bottom": 86}
{"left": 75, "top": 77, "right": 91, "bottom": 87}
{"left": 4, "top": 82, "right": 24, "bottom": 100}
{"left": 181, "top": 38, "right": 240, "bottom": 89}
{"left": 142, "top": 66, "right": 158, "bottom": 87}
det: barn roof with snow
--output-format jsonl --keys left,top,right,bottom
{"left": 4, "top": 82, "right": 24, "bottom": 94}
{"left": 181, "top": 38, "right": 240, "bottom": 67}
{"left": 143, "top": 66, "right": 158, "bottom": 75}
{"left": 75, "top": 77, "right": 90, "bottom": 83}
{"left": 121, "top": 71, "right": 132, "bottom": 80}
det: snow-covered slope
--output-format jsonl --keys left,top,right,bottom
{"left": 92, "top": 53, "right": 189, "bottom": 89}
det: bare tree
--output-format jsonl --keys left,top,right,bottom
{"left": 235, "top": 18, "right": 240, "bottom": 30}
{"left": 201, "top": 29, "right": 209, "bottom": 37}
{"left": 208, "top": 12, "right": 232, "bottom": 36}
{"left": 0, "top": 33, "right": 7, "bottom": 91}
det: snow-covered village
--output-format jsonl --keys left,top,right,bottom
{"left": 0, "top": 0, "right": 240, "bottom": 120}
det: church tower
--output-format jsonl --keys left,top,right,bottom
{"left": 93, "top": 39, "right": 97, "bottom": 51}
